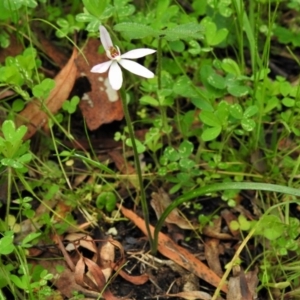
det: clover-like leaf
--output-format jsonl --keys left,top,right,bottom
{"left": 114, "top": 22, "right": 160, "bottom": 39}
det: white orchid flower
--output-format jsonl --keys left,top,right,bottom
{"left": 91, "top": 25, "right": 156, "bottom": 91}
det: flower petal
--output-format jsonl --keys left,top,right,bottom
{"left": 121, "top": 48, "right": 156, "bottom": 59}
{"left": 119, "top": 59, "right": 155, "bottom": 78}
{"left": 90, "top": 60, "right": 112, "bottom": 73}
{"left": 100, "top": 25, "right": 113, "bottom": 51}
{"left": 109, "top": 61, "right": 123, "bottom": 90}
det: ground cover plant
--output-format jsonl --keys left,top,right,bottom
{"left": 1, "top": 0, "right": 300, "bottom": 299}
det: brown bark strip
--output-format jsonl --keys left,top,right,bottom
{"left": 118, "top": 204, "right": 228, "bottom": 293}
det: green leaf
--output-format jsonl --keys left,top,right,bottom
{"left": 1, "top": 158, "right": 23, "bottom": 169}
{"left": 18, "top": 153, "right": 32, "bottom": 164}
{"left": 169, "top": 183, "right": 182, "bottom": 195}
{"left": 260, "top": 215, "right": 285, "bottom": 240}
{"left": 125, "top": 138, "right": 146, "bottom": 154}
{"left": 173, "top": 76, "right": 198, "bottom": 98}
{"left": 0, "top": 65, "right": 22, "bottom": 85}
{"left": 241, "top": 118, "right": 256, "bottom": 132}
{"left": 82, "top": 0, "right": 108, "bottom": 18}
{"left": 86, "top": 18, "right": 101, "bottom": 32}
{"left": 21, "top": 232, "right": 41, "bottom": 247}
{"left": 139, "top": 95, "right": 159, "bottom": 106}
{"left": 188, "top": 40, "right": 201, "bottom": 55}
{"left": 210, "top": 28, "right": 228, "bottom": 46}
{"left": 191, "top": 98, "right": 214, "bottom": 111}
{"left": 178, "top": 140, "right": 194, "bottom": 158}
{"left": 4, "top": 0, "right": 21, "bottom": 10}
{"left": 57, "top": 18, "right": 69, "bottom": 28}
{"left": 221, "top": 58, "right": 241, "bottom": 76}
{"left": 207, "top": 72, "right": 226, "bottom": 89}
{"left": 216, "top": 101, "right": 229, "bottom": 123}
{"left": 32, "top": 78, "right": 55, "bottom": 99}
{"left": 227, "top": 84, "right": 249, "bottom": 97}
{"left": 169, "top": 40, "right": 185, "bottom": 52}
{"left": 162, "top": 23, "right": 204, "bottom": 41}
{"left": 0, "top": 235, "right": 14, "bottom": 255}
{"left": 164, "top": 146, "right": 180, "bottom": 162}
{"left": 264, "top": 97, "right": 279, "bottom": 113}
{"left": 0, "top": 1, "right": 12, "bottom": 20}
{"left": 179, "top": 158, "right": 195, "bottom": 169}
{"left": 203, "top": 20, "right": 216, "bottom": 43}
{"left": 23, "top": 0, "right": 37, "bottom": 8}
{"left": 282, "top": 97, "right": 295, "bottom": 107}
{"left": 62, "top": 96, "right": 80, "bottom": 114}
{"left": 201, "top": 126, "right": 222, "bottom": 141}
{"left": 199, "top": 111, "right": 221, "bottom": 127}
{"left": 156, "top": 0, "right": 170, "bottom": 18}
{"left": 238, "top": 215, "right": 251, "bottom": 231}
{"left": 279, "top": 81, "right": 291, "bottom": 97}
{"left": 229, "top": 104, "right": 243, "bottom": 119}
{"left": 12, "top": 99, "right": 25, "bottom": 112}
{"left": 96, "top": 192, "right": 117, "bottom": 212}
{"left": 2, "top": 121, "right": 27, "bottom": 148}
{"left": 114, "top": 22, "right": 160, "bottom": 39}
{"left": 244, "top": 105, "right": 258, "bottom": 118}
{"left": 114, "top": 0, "right": 135, "bottom": 17}
{"left": 75, "top": 12, "right": 94, "bottom": 22}
{"left": 230, "top": 220, "right": 239, "bottom": 230}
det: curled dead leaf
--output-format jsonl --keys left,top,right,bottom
{"left": 167, "top": 291, "right": 212, "bottom": 300}
{"left": 15, "top": 48, "right": 78, "bottom": 140}
{"left": 64, "top": 233, "right": 97, "bottom": 254}
{"left": 100, "top": 241, "right": 115, "bottom": 281}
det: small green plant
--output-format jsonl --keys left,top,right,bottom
{"left": 0, "top": 120, "right": 31, "bottom": 172}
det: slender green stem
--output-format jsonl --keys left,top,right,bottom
{"left": 5, "top": 167, "right": 12, "bottom": 229}
{"left": 156, "top": 38, "right": 171, "bottom": 143}
{"left": 119, "top": 88, "right": 153, "bottom": 251}
{"left": 156, "top": 38, "right": 162, "bottom": 90}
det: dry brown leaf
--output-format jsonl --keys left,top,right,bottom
{"left": 34, "top": 254, "right": 100, "bottom": 298}
{"left": 102, "top": 289, "right": 124, "bottom": 300}
{"left": 15, "top": 48, "right": 78, "bottom": 140}
{"left": 116, "top": 268, "right": 149, "bottom": 285}
{"left": 56, "top": 233, "right": 76, "bottom": 271}
{"left": 76, "top": 38, "right": 123, "bottom": 130}
{"left": 84, "top": 257, "right": 107, "bottom": 291}
{"left": 108, "top": 150, "right": 136, "bottom": 175}
{"left": 84, "top": 257, "right": 122, "bottom": 300}
{"left": 203, "top": 217, "right": 232, "bottom": 240}
{"left": 167, "top": 291, "right": 212, "bottom": 300}
{"left": 151, "top": 188, "right": 194, "bottom": 230}
{"left": 74, "top": 255, "right": 86, "bottom": 287}
{"left": 65, "top": 233, "right": 97, "bottom": 254}
{"left": 109, "top": 238, "right": 125, "bottom": 259}
{"left": 100, "top": 241, "right": 115, "bottom": 281}
{"left": 112, "top": 257, "right": 149, "bottom": 285}
{"left": 56, "top": 267, "right": 100, "bottom": 299}
{"left": 204, "top": 238, "right": 223, "bottom": 278}
{"left": 226, "top": 266, "right": 258, "bottom": 300}
{"left": 0, "top": 89, "right": 15, "bottom": 100}
{"left": 118, "top": 204, "right": 228, "bottom": 293}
